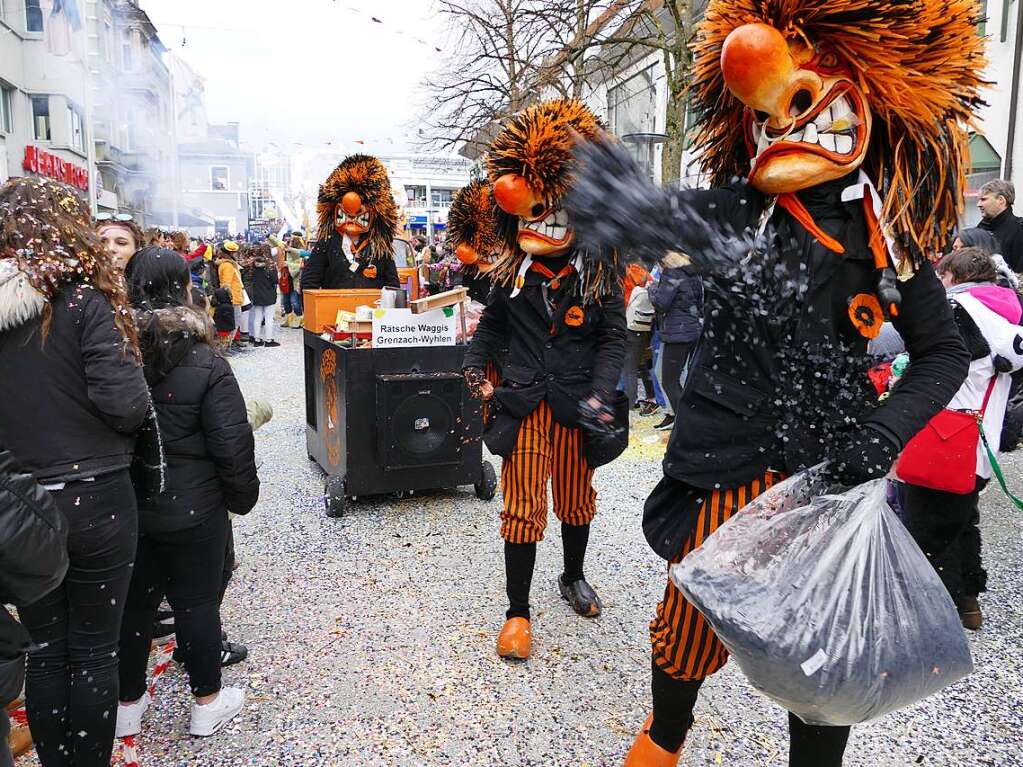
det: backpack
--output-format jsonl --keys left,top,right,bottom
{"left": 627, "top": 286, "right": 655, "bottom": 332}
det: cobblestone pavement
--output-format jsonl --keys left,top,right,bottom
{"left": 18, "top": 328, "right": 1023, "bottom": 766}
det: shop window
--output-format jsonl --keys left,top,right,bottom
{"left": 211, "top": 165, "right": 229, "bottom": 191}
{"left": 31, "top": 95, "right": 50, "bottom": 141}
{"left": 0, "top": 86, "right": 13, "bottom": 134}
{"left": 24, "top": 0, "right": 43, "bottom": 33}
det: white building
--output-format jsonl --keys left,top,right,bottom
{"left": 966, "top": 0, "right": 1023, "bottom": 226}
{"left": 0, "top": 1, "right": 93, "bottom": 197}
{"left": 381, "top": 153, "right": 472, "bottom": 241}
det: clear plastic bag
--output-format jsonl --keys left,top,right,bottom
{"left": 671, "top": 465, "right": 973, "bottom": 726}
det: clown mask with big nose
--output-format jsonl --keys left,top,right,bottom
{"left": 492, "top": 174, "right": 574, "bottom": 257}
{"left": 721, "top": 23, "right": 872, "bottom": 195}
{"left": 335, "top": 191, "right": 373, "bottom": 243}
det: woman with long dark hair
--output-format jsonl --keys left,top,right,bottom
{"left": 0, "top": 178, "right": 150, "bottom": 766}
{"left": 117, "top": 248, "right": 258, "bottom": 737}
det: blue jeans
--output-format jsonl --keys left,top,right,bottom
{"left": 282, "top": 291, "right": 303, "bottom": 315}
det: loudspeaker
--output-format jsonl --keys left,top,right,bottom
{"left": 376, "top": 373, "right": 465, "bottom": 470}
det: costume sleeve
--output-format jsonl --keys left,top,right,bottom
{"left": 590, "top": 291, "right": 627, "bottom": 396}
{"left": 302, "top": 239, "right": 329, "bottom": 290}
{"left": 865, "top": 263, "right": 969, "bottom": 447}
{"left": 201, "top": 357, "right": 260, "bottom": 515}
{"left": 80, "top": 292, "right": 150, "bottom": 435}
{"left": 463, "top": 289, "right": 508, "bottom": 371}
{"left": 565, "top": 138, "right": 760, "bottom": 270}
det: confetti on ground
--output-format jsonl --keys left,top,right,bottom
{"left": 16, "top": 330, "right": 1023, "bottom": 765}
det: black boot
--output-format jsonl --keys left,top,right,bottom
{"left": 788, "top": 712, "right": 850, "bottom": 767}
{"left": 560, "top": 523, "right": 602, "bottom": 617}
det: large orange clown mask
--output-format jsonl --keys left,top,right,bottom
{"left": 492, "top": 173, "right": 574, "bottom": 257}
{"left": 722, "top": 23, "right": 872, "bottom": 195}
{"left": 335, "top": 191, "right": 373, "bottom": 239}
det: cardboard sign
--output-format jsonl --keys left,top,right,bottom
{"left": 372, "top": 307, "right": 457, "bottom": 348}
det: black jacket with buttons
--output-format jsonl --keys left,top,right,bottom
{"left": 650, "top": 177, "right": 969, "bottom": 489}
{"left": 462, "top": 258, "right": 626, "bottom": 428}
{"left": 302, "top": 232, "right": 400, "bottom": 291}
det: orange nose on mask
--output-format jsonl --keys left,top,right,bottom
{"left": 493, "top": 173, "right": 541, "bottom": 219}
{"left": 721, "top": 23, "right": 798, "bottom": 118}
{"left": 341, "top": 191, "right": 363, "bottom": 217}
{"left": 455, "top": 243, "right": 480, "bottom": 266}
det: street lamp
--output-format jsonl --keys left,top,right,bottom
{"left": 621, "top": 132, "right": 668, "bottom": 183}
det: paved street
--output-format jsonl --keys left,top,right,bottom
{"left": 20, "top": 328, "right": 1023, "bottom": 766}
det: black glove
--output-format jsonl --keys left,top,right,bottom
{"left": 827, "top": 424, "right": 899, "bottom": 486}
{"left": 463, "top": 367, "right": 488, "bottom": 399}
{"left": 577, "top": 391, "right": 622, "bottom": 438}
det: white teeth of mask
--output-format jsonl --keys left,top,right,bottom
{"left": 835, "top": 134, "right": 854, "bottom": 154}
{"left": 803, "top": 123, "right": 818, "bottom": 144}
{"left": 819, "top": 133, "right": 837, "bottom": 152}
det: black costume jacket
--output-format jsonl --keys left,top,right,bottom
{"left": 302, "top": 231, "right": 400, "bottom": 290}
{"left": 462, "top": 253, "right": 626, "bottom": 458}
{"left": 657, "top": 175, "right": 969, "bottom": 490}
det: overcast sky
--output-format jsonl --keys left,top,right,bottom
{"left": 140, "top": 0, "right": 451, "bottom": 156}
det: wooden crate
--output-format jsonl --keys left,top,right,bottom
{"left": 303, "top": 290, "right": 382, "bottom": 333}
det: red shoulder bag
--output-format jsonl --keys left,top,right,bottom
{"left": 895, "top": 378, "right": 996, "bottom": 494}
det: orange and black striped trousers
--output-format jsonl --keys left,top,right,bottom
{"left": 651, "top": 471, "right": 784, "bottom": 681}
{"left": 500, "top": 400, "right": 596, "bottom": 544}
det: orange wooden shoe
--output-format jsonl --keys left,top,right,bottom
{"left": 623, "top": 715, "right": 683, "bottom": 767}
{"left": 496, "top": 617, "right": 531, "bottom": 659}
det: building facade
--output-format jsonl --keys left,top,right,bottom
{"left": 382, "top": 153, "right": 472, "bottom": 240}
{"left": 177, "top": 122, "right": 253, "bottom": 237}
{"left": 0, "top": 0, "right": 94, "bottom": 197}
{"left": 87, "top": 0, "right": 177, "bottom": 225}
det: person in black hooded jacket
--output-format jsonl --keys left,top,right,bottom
{"left": 116, "top": 248, "right": 258, "bottom": 740}
{"left": 0, "top": 447, "right": 69, "bottom": 767}
{"left": 0, "top": 178, "right": 150, "bottom": 767}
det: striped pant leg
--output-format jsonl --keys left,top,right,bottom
{"left": 550, "top": 420, "right": 597, "bottom": 527}
{"left": 500, "top": 402, "right": 554, "bottom": 544}
{"left": 650, "top": 473, "right": 781, "bottom": 681}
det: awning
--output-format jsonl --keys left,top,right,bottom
{"left": 968, "top": 134, "right": 1001, "bottom": 173}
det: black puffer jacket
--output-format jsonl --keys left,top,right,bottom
{"left": 247, "top": 257, "right": 278, "bottom": 306}
{"left": 0, "top": 274, "right": 150, "bottom": 482}
{"left": 0, "top": 448, "right": 69, "bottom": 705}
{"left": 135, "top": 307, "right": 259, "bottom": 533}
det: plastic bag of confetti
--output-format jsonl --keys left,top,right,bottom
{"left": 672, "top": 465, "right": 973, "bottom": 726}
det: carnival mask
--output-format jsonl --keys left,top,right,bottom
{"left": 334, "top": 191, "right": 372, "bottom": 238}
{"left": 721, "top": 23, "right": 872, "bottom": 195}
{"left": 492, "top": 174, "right": 574, "bottom": 257}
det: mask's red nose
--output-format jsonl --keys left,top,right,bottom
{"left": 721, "top": 23, "right": 797, "bottom": 118}
{"left": 341, "top": 191, "right": 363, "bottom": 217}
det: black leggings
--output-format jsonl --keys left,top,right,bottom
{"left": 902, "top": 476, "right": 988, "bottom": 600}
{"left": 119, "top": 512, "right": 229, "bottom": 700}
{"left": 19, "top": 470, "right": 138, "bottom": 767}
{"left": 623, "top": 330, "right": 655, "bottom": 407}
{"left": 650, "top": 663, "right": 850, "bottom": 765}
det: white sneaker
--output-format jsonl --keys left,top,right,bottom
{"left": 189, "top": 687, "right": 245, "bottom": 737}
{"left": 115, "top": 693, "right": 150, "bottom": 737}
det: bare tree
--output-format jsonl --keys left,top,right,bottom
{"left": 546, "top": 0, "right": 700, "bottom": 185}
{"left": 419, "top": 0, "right": 557, "bottom": 157}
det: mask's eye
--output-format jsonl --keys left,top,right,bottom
{"left": 753, "top": 110, "right": 769, "bottom": 123}
{"left": 816, "top": 51, "right": 840, "bottom": 70}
